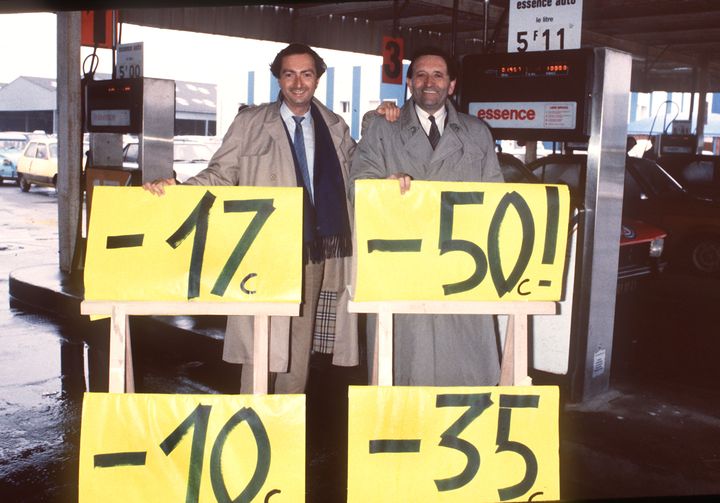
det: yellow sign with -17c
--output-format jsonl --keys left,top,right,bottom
{"left": 84, "top": 185, "right": 303, "bottom": 303}
{"left": 352, "top": 180, "right": 571, "bottom": 302}
{"left": 78, "top": 393, "right": 305, "bottom": 503}
{"left": 348, "top": 385, "right": 560, "bottom": 502}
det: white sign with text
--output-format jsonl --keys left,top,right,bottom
{"left": 116, "top": 42, "right": 144, "bottom": 78}
{"left": 508, "top": 0, "right": 583, "bottom": 53}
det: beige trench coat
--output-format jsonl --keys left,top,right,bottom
{"left": 184, "top": 98, "right": 359, "bottom": 371}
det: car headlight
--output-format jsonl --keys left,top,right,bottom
{"left": 649, "top": 237, "right": 664, "bottom": 258}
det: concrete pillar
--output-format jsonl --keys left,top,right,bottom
{"left": 56, "top": 12, "right": 83, "bottom": 273}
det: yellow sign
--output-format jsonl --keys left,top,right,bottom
{"left": 353, "top": 180, "right": 570, "bottom": 301}
{"left": 348, "top": 386, "right": 559, "bottom": 502}
{"left": 84, "top": 186, "right": 302, "bottom": 303}
{"left": 79, "top": 393, "right": 305, "bottom": 502}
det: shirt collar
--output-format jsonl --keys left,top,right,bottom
{"left": 414, "top": 103, "right": 447, "bottom": 134}
{"left": 280, "top": 101, "right": 312, "bottom": 123}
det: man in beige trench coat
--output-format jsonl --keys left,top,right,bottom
{"left": 145, "top": 43, "right": 359, "bottom": 394}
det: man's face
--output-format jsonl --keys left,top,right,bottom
{"left": 278, "top": 53, "right": 319, "bottom": 115}
{"left": 407, "top": 55, "right": 456, "bottom": 115}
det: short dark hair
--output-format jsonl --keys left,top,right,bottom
{"left": 406, "top": 46, "right": 457, "bottom": 81}
{"left": 270, "top": 43, "right": 327, "bottom": 79}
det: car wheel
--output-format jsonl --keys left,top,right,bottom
{"left": 19, "top": 174, "right": 30, "bottom": 192}
{"left": 688, "top": 235, "right": 720, "bottom": 275}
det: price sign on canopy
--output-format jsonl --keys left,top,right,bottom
{"left": 79, "top": 393, "right": 305, "bottom": 502}
{"left": 348, "top": 385, "right": 559, "bottom": 502}
{"left": 352, "top": 180, "right": 570, "bottom": 302}
{"left": 84, "top": 186, "right": 303, "bottom": 304}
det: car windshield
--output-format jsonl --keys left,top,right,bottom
{"left": 629, "top": 158, "right": 685, "bottom": 197}
{"left": 174, "top": 143, "right": 211, "bottom": 162}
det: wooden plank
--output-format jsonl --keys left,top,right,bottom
{"left": 499, "top": 315, "right": 515, "bottom": 386}
{"left": 81, "top": 300, "right": 299, "bottom": 316}
{"left": 108, "top": 305, "right": 127, "bottom": 393}
{"left": 348, "top": 300, "right": 557, "bottom": 315}
{"left": 252, "top": 315, "right": 270, "bottom": 395}
{"left": 376, "top": 310, "right": 393, "bottom": 386}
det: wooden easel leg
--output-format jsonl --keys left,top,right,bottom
{"left": 109, "top": 305, "right": 128, "bottom": 393}
{"left": 513, "top": 314, "right": 532, "bottom": 386}
{"left": 499, "top": 315, "right": 515, "bottom": 386}
{"left": 376, "top": 310, "right": 393, "bottom": 386}
{"left": 253, "top": 315, "right": 270, "bottom": 395}
{"left": 125, "top": 319, "right": 135, "bottom": 393}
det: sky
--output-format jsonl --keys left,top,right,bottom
{"left": 0, "top": 12, "right": 379, "bottom": 85}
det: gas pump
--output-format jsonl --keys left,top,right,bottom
{"left": 83, "top": 77, "right": 175, "bottom": 222}
{"left": 460, "top": 48, "right": 632, "bottom": 402}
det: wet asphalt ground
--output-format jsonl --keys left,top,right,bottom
{"left": 2, "top": 183, "right": 720, "bottom": 502}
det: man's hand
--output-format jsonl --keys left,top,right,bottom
{"left": 376, "top": 101, "right": 400, "bottom": 122}
{"left": 388, "top": 172, "right": 412, "bottom": 195}
{"left": 142, "top": 178, "right": 176, "bottom": 196}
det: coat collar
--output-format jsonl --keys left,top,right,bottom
{"left": 399, "top": 98, "right": 464, "bottom": 164}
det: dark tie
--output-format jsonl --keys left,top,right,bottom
{"left": 428, "top": 115, "right": 440, "bottom": 150}
{"left": 292, "top": 115, "right": 312, "bottom": 200}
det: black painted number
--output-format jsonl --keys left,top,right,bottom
{"left": 160, "top": 404, "right": 273, "bottom": 503}
{"left": 496, "top": 395, "right": 540, "bottom": 501}
{"left": 166, "top": 191, "right": 275, "bottom": 299}
{"left": 434, "top": 393, "right": 493, "bottom": 491}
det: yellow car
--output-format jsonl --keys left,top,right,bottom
{"left": 16, "top": 136, "right": 87, "bottom": 192}
{"left": 16, "top": 136, "right": 58, "bottom": 192}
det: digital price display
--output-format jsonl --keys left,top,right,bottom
{"left": 460, "top": 48, "right": 593, "bottom": 141}
{"left": 79, "top": 393, "right": 305, "bottom": 502}
{"left": 348, "top": 386, "right": 560, "bottom": 502}
{"left": 352, "top": 180, "right": 570, "bottom": 302}
{"left": 84, "top": 186, "right": 303, "bottom": 304}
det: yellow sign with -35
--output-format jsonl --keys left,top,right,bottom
{"left": 84, "top": 186, "right": 303, "bottom": 303}
{"left": 352, "top": 180, "right": 570, "bottom": 302}
{"left": 348, "top": 385, "right": 559, "bottom": 502}
{"left": 78, "top": 393, "right": 305, "bottom": 503}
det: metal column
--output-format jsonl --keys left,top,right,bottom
{"left": 570, "top": 48, "right": 632, "bottom": 401}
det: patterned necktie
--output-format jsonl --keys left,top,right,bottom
{"left": 292, "top": 115, "right": 312, "bottom": 200}
{"left": 428, "top": 114, "right": 440, "bottom": 150}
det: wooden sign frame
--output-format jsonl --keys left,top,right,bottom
{"left": 347, "top": 300, "right": 557, "bottom": 386}
{"left": 80, "top": 301, "right": 298, "bottom": 394}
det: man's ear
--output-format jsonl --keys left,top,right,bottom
{"left": 448, "top": 79, "right": 457, "bottom": 96}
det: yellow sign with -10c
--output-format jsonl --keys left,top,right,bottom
{"left": 352, "top": 180, "right": 571, "bottom": 302}
{"left": 78, "top": 393, "right": 305, "bottom": 503}
{"left": 83, "top": 186, "right": 303, "bottom": 304}
{"left": 348, "top": 386, "right": 560, "bottom": 502}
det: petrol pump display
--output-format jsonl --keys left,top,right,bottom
{"left": 460, "top": 48, "right": 593, "bottom": 142}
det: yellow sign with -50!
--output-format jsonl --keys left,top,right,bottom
{"left": 353, "top": 180, "right": 570, "bottom": 302}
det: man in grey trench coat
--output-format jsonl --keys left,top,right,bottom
{"left": 349, "top": 46, "right": 505, "bottom": 386}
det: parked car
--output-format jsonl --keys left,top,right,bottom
{"left": 657, "top": 153, "right": 720, "bottom": 202}
{"left": 16, "top": 136, "right": 58, "bottom": 191}
{"left": 122, "top": 139, "right": 213, "bottom": 183}
{"left": 0, "top": 131, "right": 30, "bottom": 185}
{"left": 497, "top": 152, "right": 667, "bottom": 287}
{"left": 16, "top": 135, "right": 89, "bottom": 192}
{"left": 527, "top": 153, "right": 720, "bottom": 276}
